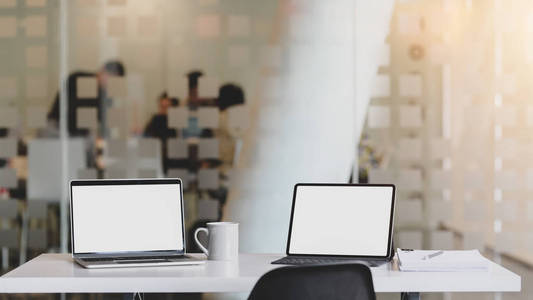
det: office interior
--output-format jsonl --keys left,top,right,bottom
{"left": 0, "top": 0, "right": 531, "bottom": 299}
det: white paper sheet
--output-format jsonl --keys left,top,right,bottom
{"left": 397, "top": 249, "right": 489, "bottom": 271}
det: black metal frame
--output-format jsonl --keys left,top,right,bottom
{"left": 285, "top": 183, "right": 396, "bottom": 260}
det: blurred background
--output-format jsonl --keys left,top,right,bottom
{"left": 0, "top": 0, "right": 531, "bottom": 299}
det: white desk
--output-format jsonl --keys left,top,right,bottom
{"left": 0, "top": 253, "right": 521, "bottom": 297}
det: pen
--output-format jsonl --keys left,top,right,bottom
{"left": 422, "top": 250, "right": 444, "bottom": 260}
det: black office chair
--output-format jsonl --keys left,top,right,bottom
{"left": 248, "top": 263, "right": 376, "bottom": 300}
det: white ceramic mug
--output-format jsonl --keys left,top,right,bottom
{"left": 194, "top": 222, "right": 239, "bottom": 261}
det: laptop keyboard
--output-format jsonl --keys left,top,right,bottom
{"left": 271, "top": 256, "right": 387, "bottom": 267}
{"left": 80, "top": 255, "right": 185, "bottom": 262}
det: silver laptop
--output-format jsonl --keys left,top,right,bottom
{"left": 70, "top": 178, "right": 204, "bottom": 268}
{"left": 272, "top": 183, "right": 396, "bottom": 266}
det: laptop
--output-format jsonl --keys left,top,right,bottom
{"left": 70, "top": 178, "right": 204, "bottom": 268}
{"left": 272, "top": 183, "right": 396, "bottom": 267}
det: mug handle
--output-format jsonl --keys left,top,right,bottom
{"left": 194, "top": 227, "right": 209, "bottom": 256}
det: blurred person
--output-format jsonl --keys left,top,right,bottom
{"left": 215, "top": 83, "right": 246, "bottom": 171}
{"left": 143, "top": 91, "right": 179, "bottom": 139}
{"left": 47, "top": 60, "right": 126, "bottom": 137}
{"left": 201, "top": 84, "right": 247, "bottom": 219}
{"left": 143, "top": 92, "right": 181, "bottom": 175}
{"left": 183, "top": 70, "right": 212, "bottom": 138}
{"left": 0, "top": 128, "right": 27, "bottom": 199}
{"left": 217, "top": 83, "right": 245, "bottom": 111}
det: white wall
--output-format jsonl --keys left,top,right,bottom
{"left": 224, "top": 0, "right": 395, "bottom": 253}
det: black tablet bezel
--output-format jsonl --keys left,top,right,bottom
{"left": 70, "top": 178, "right": 186, "bottom": 257}
{"left": 285, "top": 183, "right": 396, "bottom": 259}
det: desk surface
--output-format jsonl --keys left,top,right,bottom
{"left": 0, "top": 253, "right": 521, "bottom": 294}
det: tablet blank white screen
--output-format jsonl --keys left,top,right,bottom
{"left": 288, "top": 185, "right": 394, "bottom": 256}
{"left": 72, "top": 183, "right": 183, "bottom": 253}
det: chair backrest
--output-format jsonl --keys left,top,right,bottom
{"left": 248, "top": 263, "right": 376, "bottom": 300}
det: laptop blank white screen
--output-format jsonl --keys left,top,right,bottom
{"left": 288, "top": 185, "right": 394, "bottom": 256}
{"left": 71, "top": 183, "right": 183, "bottom": 254}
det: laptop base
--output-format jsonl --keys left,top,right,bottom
{"left": 75, "top": 255, "right": 205, "bottom": 269}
